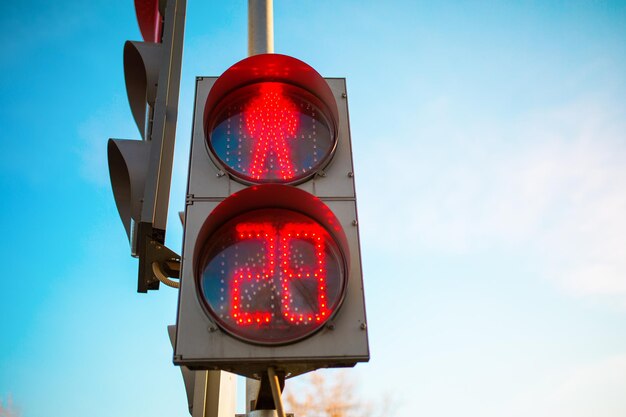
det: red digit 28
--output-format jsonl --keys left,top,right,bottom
{"left": 229, "top": 221, "right": 329, "bottom": 326}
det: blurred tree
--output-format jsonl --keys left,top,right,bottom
{"left": 283, "top": 371, "right": 395, "bottom": 417}
{"left": 0, "top": 395, "right": 19, "bottom": 417}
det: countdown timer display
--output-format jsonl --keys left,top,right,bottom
{"left": 196, "top": 208, "right": 347, "bottom": 344}
{"left": 206, "top": 82, "right": 336, "bottom": 184}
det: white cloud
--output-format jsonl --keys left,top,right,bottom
{"left": 357, "top": 94, "right": 626, "bottom": 306}
{"left": 509, "top": 353, "right": 626, "bottom": 417}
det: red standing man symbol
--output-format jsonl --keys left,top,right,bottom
{"left": 245, "top": 84, "right": 299, "bottom": 180}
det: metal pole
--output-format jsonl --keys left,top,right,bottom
{"left": 245, "top": 3, "right": 274, "bottom": 410}
{"left": 246, "top": 378, "right": 261, "bottom": 413}
{"left": 192, "top": 371, "right": 237, "bottom": 417}
{"left": 248, "top": 0, "right": 274, "bottom": 55}
{"left": 267, "top": 367, "right": 286, "bottom": 417}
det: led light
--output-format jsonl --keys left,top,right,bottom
{"left": 207, "top": 82, "right": 336, "bottom": 184}
{"left": 197, "top": 209, "right": 346, "bottom": 345}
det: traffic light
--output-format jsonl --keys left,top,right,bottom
{"left": 174, "top": 54, "right": 369, "bottom": 378}
{"left": 108, "top": 0, "right": 186, "bottom": 292}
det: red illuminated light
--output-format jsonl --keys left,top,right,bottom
{"left": 228, "top": 221, "right": 330, "bottom": 326}
{"left": 245, "top": 84, "right": 299, "bottom": 180}
{"left": 196, "top": 208, "right": 346, "bottom": 345}
{"left": 206, "top": 82, "right": 336, "bottom": 184}
{"left": 279, "top": 223, "right": 329, "bottom": 324}
{"left": 203, "top": 54, "right": 340, "bottom": 185}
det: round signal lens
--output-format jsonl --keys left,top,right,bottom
{"left": 206, "top": 82, "right": 336, "bottom": 184}
{"left": 196, "top": 209, "right": 346, "bottom": 345}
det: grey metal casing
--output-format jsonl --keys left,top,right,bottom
{"left": 174, "top": 77, "right": 369, "bottom": 377}
{"left": 108, "top": 0, "right": 186, "bottom": 292}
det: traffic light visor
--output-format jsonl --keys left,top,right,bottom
{"left": 203, "top": 54, "right": 339, "bottom": 185}
{"left": 206, "top": 82, "right": 336, "bottom": 183}
{"left": 134, "top": 0, "right": 162, "bottom": 42}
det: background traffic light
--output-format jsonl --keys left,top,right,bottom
{"left": 108, "top": 0, "right": 186, "bottom": 292}
{"left": 174, "top": 53, "right": 369, "bottom": 378}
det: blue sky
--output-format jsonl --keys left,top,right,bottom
{"left": 1, "top": 1, "right": 626, "bottom": 416}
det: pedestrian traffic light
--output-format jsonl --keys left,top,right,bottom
{"left": 108, "top": 0, "right": 186, "bottom": 292}
{"left": 174, "top": 54, "right": 369, "bottom": 378}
